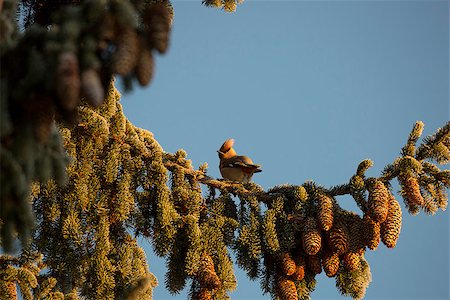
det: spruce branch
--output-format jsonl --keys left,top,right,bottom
{"left": 416, "top": 121, "right": 450, "bottom": 163}
{"left": 3, "top": 86, "right": 445, "bottom": 300}
{"left": 1, "top": 2, "right": 447, "bottom": 298}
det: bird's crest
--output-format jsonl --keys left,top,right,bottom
{"left": 220, "top": 138, "right": 235, "bottom": 153}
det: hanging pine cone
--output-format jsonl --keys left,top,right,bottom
{"left": 135, "top": 47, "right": 154, "bottom": 86}
{"left": 317, "top": 194, "right": 334, "bottom": 231}
{"left": 81, "top": 69, "right": 105, "bottom": 107}
{"left": 277, "top": 277, "right": 297, "bottom": 300}
{"left": 381, "top": 194, "right": 402, "bottom": 248}
{"left": 362, "top": 214, "right": 380, "bottom": 250}
{"left": 366, "top": 178, "right": 389, "bottom": 223}
{"left": 56, "top": 52, "right": 80, "bottom": 111}
{"left": 322, "top": 251, "right": 340, "bottom": 277}
{"left": 301, "top": 217, "right": 322, "bottom": 255}
{"left": 142, "top": 2, "right": 171, "bottom": 53}
{"left": 195, "top": 288, "right": 212, "bottom": 300}
{"left": 97, "top": 12, "right": 116, "bottom": 53}
{"left": 293, "top": 264, "right": 305, "bottom": 281}
{"left": 346, "top": 213, "right": 366, "bottom": 255}
{"left": 399, "top": 175, "right": 425, "bottom": 207}
{"left": 342, "top": 251, "right": 361, "bottom": 271}
{"left": 293, "top": 255, "right": 305, "bottom": 281}
{"left": 31, "top": 95, "right": 55, "bottom": 143}
{"left": 111, "top": 27, "right": 140, "bottom": 76}
{"left": 197, "top": 253, "right": 221, "bottom": 290}
{"left": 280, "top": 252, "right": 296, "bottom": 276}
{"left": 326, "top": 218, "right": 349, "bottom": 255}
{"left": 306, "top": 255, "right": 322, "bottom": 275}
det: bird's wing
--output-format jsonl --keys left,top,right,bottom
{"left": 224, "top": 156, "right": 262, "bottom": 171}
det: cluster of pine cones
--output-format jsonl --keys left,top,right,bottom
{"left": 274, "top": 179, "right": 402, "bottom": 300}
{"left": 54, "top": 0, "right": 172, "bottom": 129}
{"left": 4, "top": 0, "right": 172, "bottom": 145}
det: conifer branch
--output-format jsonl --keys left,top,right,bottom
{"left": 0, "top": 2, "right": 447, "bottom": 300}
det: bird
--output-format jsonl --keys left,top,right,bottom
{"left": 217, "top": 138, "right": 262, "bottom": 183}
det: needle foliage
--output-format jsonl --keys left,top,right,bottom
{"left": 1, "top": 1, "right": 448, "bottom": 299}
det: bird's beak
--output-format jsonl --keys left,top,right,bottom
{"left": 217, "top": 150, "right": 224, "bottom": 155}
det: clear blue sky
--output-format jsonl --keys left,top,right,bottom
{"left": 121, "top": 1, "right": 449, "bottom": 299}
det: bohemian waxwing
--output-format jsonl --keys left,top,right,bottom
{"left": 217, "top": 138, "right": 262, "bottom": 183}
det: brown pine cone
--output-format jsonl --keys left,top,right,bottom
{"left": 399, "top": 175, "right": 424, "bottom": 207}
{"left": 277, "top": 277, "right": 297, "bottom": 300}
{"left": 293, "top": 255, "right": 305, "bottom": 281}
{"left": 280, "top": 252, "right": 296, "bottom": 276}
{"left": 326, "top": 218, "right": 349, "bottom": 255}
{"left": 111, "top": 27, "right": 140, "bottom": 76}
{"left": 381, "top": 194, "right": 402, "bottom": 248}
{"left": 301, "top": 217, "right": 322, "bottom": 255}
{"left": 31, "top": 96, "right": 55, "bottom": 143}
{"left": 367, "top": 178, "right": 389, "bottom": 223}
{"left": 342, "top": 251, "right": 361, "bottom": 271}
{"left": 195, "top": 288, "right": 212, "bottom": 300}
{"left": 317, "top": 194, "right": 334, "bottom": 231}
{"left": 197, "top": 253, "right": 221, "bottom": 290}
{"left": 322, "top": 251, "right": 340, "bottom": 277}
{"left": 346, "top": 213, "right": 366, "bottom": 255}
{"left": 81, "top": 69, "right": 105, "bottom": 107}
{"left": 135, "top": 47, "right": 154, "bottom": 86}
{"left": 363, "top": 214, "right": 380, "bottom": 250}
{"left": 142, "top": 3, "right": 171, "bottom": 53}
{"left": 56, "top": 52, "right": 80, "bottom": 111}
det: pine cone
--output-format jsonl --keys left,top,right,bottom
{"left": 317, "top": 194, "right": 334, "bottom": 231}
{"left": 301, "top": 217, "right": 322, "bottom": 255}
{"left": 143, "top": 3, "right": 171, "bottom": 53}
{"left": 306, "top": 255, "right": 322, "bottom": 275}
{"left": 277, "top": 277, "right": 297, "bottom": 300}
{"left": 293, "top": 265, "right": 305, "bottom": 281}
{"left": 346, "top": 213, "right": 365, "bottom": 255}
{"left": 399, "top": 175, "right": 425, "bottom": 207}
{"left": 280, "top": 252, "right": 296, "bottom": 276}
{"left": 293, "top": 256, "right": 305, "bottom": 281}
{"left": 326, "top": 218, "right": 349, "bottom": 255}
{"left": 362, "top": 214, "right": 380, "bottom": 250}
{"left": 367, "top": 179, "right": 389, "bottom": 223}
{"left": 322, "top": 251, "right": 340, "bottom": 277}
{"left": 111, "top": 27, "right": 140, "bottom": 75}
{"left": 81, "top": 69, "right": 105, "bottom": 107}
{"left": 195, "top": 288, "right": 212, "bottom": 300}
{"left": 56, "top": 52, "right": 80, "bottom": 111}
{"left": 135, "top": 47, "right": 154, "bottom": 86}
{"left": 97, "top": 13, "right": 116, "bottom": 52}
{"left": 381, "top": 194, "right": 402, "bottom": 248}
{"left": 343, "top": 251, "right": 361, "bottom": 271}
{"left": 197, "top": 253, "right": 221, "bottom": 290}
{"left": 32, "top": 96, "right": 55, "bottom": 143}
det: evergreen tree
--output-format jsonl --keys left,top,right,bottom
{"left": 0, "top": 1, "right": 448, "bottom": 299}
